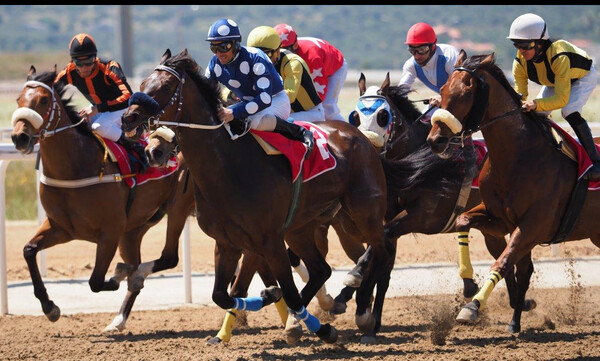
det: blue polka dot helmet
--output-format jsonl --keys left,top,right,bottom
{"left": 206, "top": 18, "right": 242, "bottom": 42}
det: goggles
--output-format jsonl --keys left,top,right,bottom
{"left": 210, "top": 42, "right": 233, "bottom": 54}
{"left": 408, "top": 44, "right": 431, "bottom": 55}
{"left": 73, "top": 56, "right": 95, "bottom": 67}
{"left": 513, "top": 41, "right": 536, "bottom": 51}
{"left": 257, "top": 47, "right": 277, "bottom": 58}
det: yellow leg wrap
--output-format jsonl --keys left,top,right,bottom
{"left": 473, "top": 270, "right": 502, "bottom": 310}
{"left": 215, "top": 309, "right": 237, "bottom": 342}
{"left": 274, "top": 298, "right": 289, "bottom": 326}
{"left": 458, "top": 231, "right": 474, "bottom": 279}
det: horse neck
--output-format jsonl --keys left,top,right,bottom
{"left": 39, "top": 102, "right": 106, "bottom": 179}
{"left": 388, "top": 118, "right": 431, "bottom": 159}
{"left": 478, "top": 77, "right": 545, "bottom": 163}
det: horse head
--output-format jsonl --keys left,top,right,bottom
{"left": 11, "top": 65, "right": 80, "bottom": 154}
{"left": 349, "top": 72, "right": 428, "bottom": 158}
{"left": 145, "top": 126, "right": 178, "bottom": 168}
{"left": 427, "top": 50, "right": 499, "bottom": 159}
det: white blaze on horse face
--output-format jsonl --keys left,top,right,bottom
{"left": 355, "top": 86, "right": 392, "bottom": 148}
{"left": 431, "top": 108, "right": 463, "bottom": 134}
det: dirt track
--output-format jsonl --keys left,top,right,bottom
{"left": 3, "top": 220, "right": 600, "bottom": 360}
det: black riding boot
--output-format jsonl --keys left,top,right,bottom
{"left": 274, "top": 117, "right": 314, "bottom": 158}
{"left": 567, "top": 112, "right": 600, "bottom": 180}
{"left": 118, "top": 133, "right": 150, "bottom": 173}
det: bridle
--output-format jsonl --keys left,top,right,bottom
{"left": 445, "top": 66, "right": 522, "bottom": 147}
{"left": 143, "top": 64, "right": 224, "bottom": 130}
{"left": 15, "top": 81, "right": 85, "bottom": 139}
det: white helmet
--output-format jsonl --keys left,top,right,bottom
{"left": 507, "top": 13, "right": 549, "bottom": 40}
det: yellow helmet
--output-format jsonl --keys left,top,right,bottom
{"left": 247, "top": 25, "right": 281, "bottom": 51}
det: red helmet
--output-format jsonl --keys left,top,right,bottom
{"left": 405, "top": 22, "right": 437, "bottom": 45}
{"left": 274, "top": 23, "right": 297, "bottom": 48}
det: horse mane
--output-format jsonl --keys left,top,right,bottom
{"left": 381, "top": 144, "right": 477, "bottom": 197}
{"left": 461, "top": 54, "right": 522, "bottom": 106}
{"left": 163, "top": 51, "right": 221, "bottom": 117}
{"left": 386, "top": 84, "right": 423, "bottom": 124}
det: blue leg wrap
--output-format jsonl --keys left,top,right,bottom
{"left": 233, "top": 297, "right": 263, "bottom": 311}
{"left": 294, "top": 306, "right": 321, "bottom": 333}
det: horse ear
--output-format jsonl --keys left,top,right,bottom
{"left": 183, "top": 48, "right": 189, "bottom": 55}
{"left": 161, "top": 49, "right": 172, "bottom": 64}
{"left": 381, "top": 72, "right": 390, "bottom": 95}
{"left": 27, "top": 65, "right": 36, "bottom": 80}
{"left": 358, "top": 73, "right": 366, "bottom": 96}
{"left": 53, "top": 64, "right": 57, "bottom": 74}
{"left": 482, "top": 52, "right": 495, "bottom": 66}
{"left": 456, "top": 49, "right": 467, "bottom": 67}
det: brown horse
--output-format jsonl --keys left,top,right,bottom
{"left": 10, "top": 66, "right": 195, "bottom": 332}
{"left": 121, "top": 49, "right": 402, "bottom": 344}
{"left": 426, "top": 50, "right": 600, "bottom": 333}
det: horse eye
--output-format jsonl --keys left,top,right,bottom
{"left": 377, "top": 110, "right": 389, "bottom": 128}
{"left": 348, "top": 110, "right": 360, "bottom": 127}
{"left": 40, "top": 96, "right": 50, "bottom": 106}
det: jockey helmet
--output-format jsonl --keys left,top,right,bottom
{"left": 247, "top": 26, "right": 281, "bottom": 50}
{"left": 507, "top": 13, "right": 549, "bottom": 41}
{"left": 206, "top": 18, "right": 242, "bottom": 42}
{"left": 405, "top": 22, "right": 437, "bottom": 45}
{"left": 69, "top": 33, "right": 97, "bottom": 58}
{"left": 274, "top": 23, "right": 297, "bottom": 48}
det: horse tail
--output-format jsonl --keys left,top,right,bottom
{"left": 380, "top": 145, "right": 471, "bottom": 198}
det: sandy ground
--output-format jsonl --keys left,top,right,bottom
{"left": 2, "top": 219, "right": 600, "bottom": 360}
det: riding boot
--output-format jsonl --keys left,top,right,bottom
{"left": 274, "top": 117, "right": 314, "bottom": 158}
{"left": 568, "top": 113, "right": 600, "bottom": 180}
{"left": 118, "top": 133, "right": 150, "bottom": 173}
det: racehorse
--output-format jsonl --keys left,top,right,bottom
{"left": 426, "top": 50, "right": 600, "bottom": 333}
{"left": 120, "top": 48, "right": 401, "bottom": 344}
{"left": 10, "top": 66, "right": 195, "bottom": 332}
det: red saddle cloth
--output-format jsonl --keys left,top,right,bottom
{"left": 471, "top": 139, "right": 487, "bottom": 188}
{"left": 104, "top": 136, "right": 178, "bottom": 188}
{"left": 250, "top": 121, "right": 337, "bottom": 183}
{"left": 548, "top": 121, "right": 600, "bottom": 190}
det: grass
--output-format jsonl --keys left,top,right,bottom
{"left": 1, "top": 79, "right": 600, "bottom": 220}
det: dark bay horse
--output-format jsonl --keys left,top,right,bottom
{"left": 426, "top": 50, "right": 600, "bottom": 333}
{"left": 121, "top": 49, "right": 401, "bottom": 344}
{"left": 10, "top": 66, "right": 195, "bottom": 332}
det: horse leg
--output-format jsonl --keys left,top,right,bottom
{"left": 457, "top": 226, "right": 536, "bottom": 327}
{"left": 22, "top": 219, "right": 71, "bottom": 322}
{"left": 507, "top": 253, "right": 536, "bottom": 333}
{"left": 329, "top": 215, "right": 366, "bottom": 314}
{"left": 88, "top": 233, "right": 122, "bottom": 292}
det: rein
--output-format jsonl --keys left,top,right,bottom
{"left": 147, "top": 65, "right": 224, "bottom": 131}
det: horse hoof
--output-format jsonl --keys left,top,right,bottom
{"left": 317, "top": 294, "right": 335, "bottom": 312}
{"left": 523, "top": 299, "right": 537, "bottom": 312}
{"left": 128, "top": 274, "right": 146, "bottom": 292}
{"left": 343, "top": 273, "right": 362, "bottom": 288}
{"left": 206, "top": 336, "right": 223, "bottom": 345}
{"left": 103, "top": 315, "right": 126, "bottom": 333}
{"left": 316, "top": 323, "right": 338, "bottom": 344}
{"left": 330, "top": 301, "right": 347, "bottom": 315}
{"left": 356, "top": 311, "right": 376, "bottom": 334}
{"left": 462, "top": 278, "right": 479, "bottom": 298}
{"left": 456, "top": 301, "right": 479, "bottom": 324}
{"left": 506, "top": 322, "right": 521, "bottom": 334}
{"left": 360, "top": 334, "right": 377, "bottom": 344}
{"left": 45, "top": 305, "right": 61, "bottom": 322}
{"left": 285, "top": 314, "right": 303, "bottom": 345}
{"left": 261, "top": 286, "right": 283, "bottom": 306}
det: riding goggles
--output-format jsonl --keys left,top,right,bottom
{"left": 408, "top": 44, "right": 431, "bottom": 55}
{"left": 210, "top": 42, "right": 233, "bottom": 54}
{"left": 257, "top": 47, "right": 277, "bottom": 58}
{"left": 73, "top": 56, "right": 95, "bottom": 67}
{"left": 513, "top": 41, "right": 536, "bottom": 51}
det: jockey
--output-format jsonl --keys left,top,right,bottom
{"left": 247, "top": 25, "right": 325, "bottom": 123}
{"left": 274, "top": 23, "right": 348, "bottom": 122}
{"left": 204, "top": 19, "right": 314, "bottom": 157}
{"left": 54, "top": 33, "right": 149, "bottom": 172}
{"left": 508, "top": 13, "right": 600, "bottom": 180}
{"left": 398, "top": 22, "right": 459, "bottom": 120}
